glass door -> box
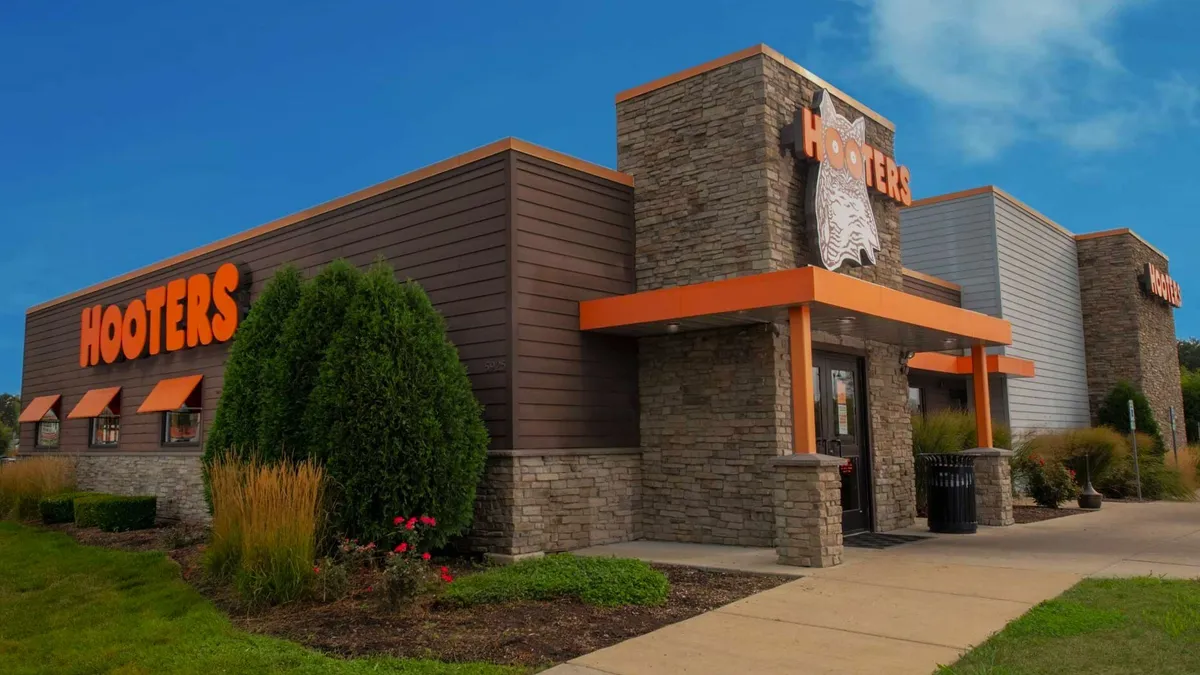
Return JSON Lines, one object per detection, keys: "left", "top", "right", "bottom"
{"left": 813, "top": 352, "right": 871, "bottom": 533}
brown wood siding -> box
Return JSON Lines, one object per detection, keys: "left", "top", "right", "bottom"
{"left": 902, "top": 276, "right": 962, "bottom": 307}
{"left": 511, "top": 153, "right": 638, "bottom": 449}
{"left": 20, "top": 153, "right": 514, "bottom": 453}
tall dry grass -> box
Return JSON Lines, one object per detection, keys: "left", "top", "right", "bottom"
{"left": 0, "top": 457, "right": 76, "bottom": 519}
{"left": 206, "top": 456, "right": 325, "bottom": 605}
{"left": 1166, "top": 445, "right": 1200, "bottom": 496}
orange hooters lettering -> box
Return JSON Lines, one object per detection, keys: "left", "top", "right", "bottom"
{"left": 793, "top": 104, "right": 911, "bottom": 205}
{"left": 1143, "top": 264, "right": 1182, "bottom": 308}
{"left": 78, "top": 262, "right": 245, "bottom": 368}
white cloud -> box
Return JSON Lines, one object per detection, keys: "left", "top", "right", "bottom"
{"left": 852, "top": 0, "right": 1200, "bottom": 159}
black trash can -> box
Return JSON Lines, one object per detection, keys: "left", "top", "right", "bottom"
{"left": 922, "top": 454, "right": 977, "bottom": 534}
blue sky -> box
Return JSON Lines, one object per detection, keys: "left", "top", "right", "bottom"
{"left": 2, "top": 0, "right": 1198, "bottom": 393}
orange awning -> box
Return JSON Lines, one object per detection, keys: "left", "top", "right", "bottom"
{"left": 138, "top": 375, "right": 203, "bottom": 413}
{"left": 909, "top": 352, "right": 1036, "bottom": 378}
{"left": 18, "top": 395, "right": 61, "bottom": 423}
{"left": 67, "top": 387, "right": 122, "bottom": 420}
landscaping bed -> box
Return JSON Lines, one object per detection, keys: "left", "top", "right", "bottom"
{"left": 1012, "top": 505, "right": 1091, "bottom": 524}
{"left": 57, "top": 525, "right": 788, "bottom": 670}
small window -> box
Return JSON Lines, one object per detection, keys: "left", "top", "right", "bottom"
{"left": 36, "top": 409, "right": 60, "bottom": 449}
{"left": 90, "top": 406, "right": 120, "bottom": 447}
{"left": 163, "top": 408, "right": 200, "bottom": 445}
{"left": 907, "top": 387, "right": 925, "bottom": 416}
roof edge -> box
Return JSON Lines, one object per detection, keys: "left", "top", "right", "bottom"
{"left": 902, "top": 268, "right": 962, "bottom": 292}
{"left": 615, "top": 44, "right": 895, "bottom": 131}
{"left": 27, "top": 138, "right": 632, "bottom": 315}
{"left": 1074, "top": 228, "right": 1169, "bottom": 262}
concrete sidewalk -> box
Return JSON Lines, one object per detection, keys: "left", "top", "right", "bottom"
{"left": 549, "top": 501, "right": 1200, "bottom": 675}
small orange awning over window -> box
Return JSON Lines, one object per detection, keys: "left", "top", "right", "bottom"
{"left": 18, "top": 395, "right": 61, "bottom": 423}
{"left": 138, "top": 375, "right": 203, "bottom": 414}
{"left": 67, "top": 387, "right": 122, "bottom": 420}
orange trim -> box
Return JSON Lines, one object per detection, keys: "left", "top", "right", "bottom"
{"left": 67, "top": 387, "right": 121, "bottom": 420}
{"left": 908, "top": 352, "right": 1035, "bottom": 378}
{"left": 27, "top": 139, "right": 632, "bottom": 315}
{"left": 789, "top": 306, "right": 817, "bottom": 454}
{"left": 579, "top": 267, "right": 1012, "bottom": 345}
{"left": 971, "top": 345, "right": 993, "bottom": 448}
{"left": 902, "top": 268, "right": 961, "bottom": 292}
{"left": 137, "top": 375, "right": 203, "bottom": 414}
{"left": 1075, "top": 228, "right": 1168, "bottom": 261}
{"left": 615, "top": 44, "right": 895, "bottom": 131}
{"left": 18, "top": 395, "right": 61, "bottom": 424}
{"left": 908, "top": 185, "right": 993, "bottom": 208}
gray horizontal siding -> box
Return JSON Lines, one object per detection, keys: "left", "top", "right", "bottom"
{"left": 993, "top": 194, "right": 1091, "bottom": 433}
{"left": 900, "top": 194, "right": 1001, "bottom": 318}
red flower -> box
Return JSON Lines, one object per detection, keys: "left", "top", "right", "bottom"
{"left": 419, "top": 515, "right": 437, "bottom": 527}
{"left": 393, "top": 516, "right": 404, "bottom": 526}
{"left": 440, "top": 566, "right": 449, "bottom": 573}
{"left": 440, "top": 572, "right": 454, "bottom": 583}
{"left": 395, "top": 542, "right": 408, "bottom": 553}
{"left": 366, "top": 542, "right": 376, "bottom": 550}
{"left": 406, "top": 518, "right": 417, "bottom": 531}
{"left": 367, "top": 586, "right": 373, "bottom": 592}
{"left": 422, "top": 552, "right": 431, "bottom": 561}
{"left": 313, "top": 566, "right": 320, "bottom": 574}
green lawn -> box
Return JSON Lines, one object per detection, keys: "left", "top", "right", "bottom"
{"left": 0, "top": 522, "right": 523, "bottom": 675}
{"left": 940, "top": 577, "right": 1200, "bottom": 675}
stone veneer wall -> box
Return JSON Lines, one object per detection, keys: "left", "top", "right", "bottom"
{"left": 74, "top": 454, "right": 208, "bottom": 522}
{"left": 638, "top": 324, "right": 786, "bottom": 546}
{"left": 617, "top": 51, "right": 915, "bottom": 537}
{"left": 467, "top": 449, "right": 641, "bottom": 556}
{"left": 1077, "top": 234, "right": 1183, "bottom": 436}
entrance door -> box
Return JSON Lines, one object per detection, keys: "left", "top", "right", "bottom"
{"left": 812, "top": 352, "right": 871, "bottom": 533}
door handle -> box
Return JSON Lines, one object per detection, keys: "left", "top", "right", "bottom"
{"left": 816, "top": 438, "right": 827, "bottom": 454}
{"left": 830, "top": 439, "right": 843, "bottom": 457}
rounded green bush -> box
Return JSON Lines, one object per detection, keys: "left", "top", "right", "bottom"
{"left": 305, "top": 262, "right": 489, "bottom": 547}
{"left": 38, "top": 492, "right": 97, "bottom": 525}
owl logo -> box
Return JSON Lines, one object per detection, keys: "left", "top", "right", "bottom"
{"left": 805, "top": 90, "right": 881, "bottom": 271}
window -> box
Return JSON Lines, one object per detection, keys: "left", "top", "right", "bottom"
{"left": 163, "top": 408, "right": 201, "bottom": 445}
{"left": 35, "top": 410, "right": 60, "bottom": 449}
{"left": 907, "top": 387, "right": 925, "bottom": 416}
{"left": 90, "top": 406, "right": 120, "bottom": 447}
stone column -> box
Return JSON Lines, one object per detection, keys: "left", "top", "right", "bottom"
{"left": 963, "top": 448, "right": 1014, "bottom": 526}
{"left": 770, "top": 454, "right": 844, "bottom": 567}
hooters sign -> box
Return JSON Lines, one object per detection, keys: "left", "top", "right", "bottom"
{"left": 787, "top": 90, "right": 912, "bottom": 270}
{"left": 1142, "top": 263, "right": 1182, "bottom": 308}
{"left": 80, "top": 262, "right": 245, "bottom": 367}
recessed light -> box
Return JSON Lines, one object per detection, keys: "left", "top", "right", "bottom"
{"left": 666, "top": 322, "right": 680, "bottom": 334}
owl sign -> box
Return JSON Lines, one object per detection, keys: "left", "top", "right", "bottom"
{"left": 788, "top": 90, "right": 912, "bottom": 271}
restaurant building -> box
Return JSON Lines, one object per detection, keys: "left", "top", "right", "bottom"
{"left": 17, "top": 45, "right": 1182, "bottom": 566}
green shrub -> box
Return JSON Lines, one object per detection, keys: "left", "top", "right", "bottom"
{"left": 912, "top": 410, "right": 1011, "bottom": 514}
{"left": 257, "top": 260, "right": 362, "bottom": 463}
{"left": 1097, "top": 381, "right": 1162, "bottom": 450}
{"left": 441, "top": 554, "right": 670, "bottom": 608}
{"left": 1014, "top": 453, "right": 1080, "bottom": 508}
{"left": 304, "top": 262, "right": 489, "bottom": 548}
{"left": 38, "top": 492, "right": 97, "bottom": 524}
{"left": 1182, "top": 368, "right": 1200, "bottom": 444}
{"left": 312, "top": 556, "right": 349, "bottom": 603}
{"left": 0, "top": 456, "right": 76, "bottom": 520}
{"left": 204, "top": 265, "right": 304, "bottom": 470}
{"left": 1095, "top": 433, "right": 1194, "bottom": 501}
{"left": 74, "top": 495, "right": 156, "bottom": 532}
{"left": 1021, "top": 427, "right": 1126, "bottom": 485}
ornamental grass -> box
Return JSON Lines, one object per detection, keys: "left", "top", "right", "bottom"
{"left": 0, "top": 456, "right": 75, "bottom": 520}
{"left": 205, "top": 456, "right": 325, "bottom": 605}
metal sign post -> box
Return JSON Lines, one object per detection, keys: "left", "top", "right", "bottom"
{"left": 1129, "top": 400, "right": 1142, "bottom": 501}
{"left": 1170, "top": 407, "right": 1180, "bottom": 466}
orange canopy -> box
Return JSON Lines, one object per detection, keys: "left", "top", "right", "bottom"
{"left": 138, "top": 375, "right": 203, "bottom": 413}
{"left": 67, "top": 387, "right": 122, "bottom": 420}
{"left": 18, "top": 395, "right": 61, "bottom": 423}
{"left": 909, "top": 353, "right": 1036, "bottom": 378}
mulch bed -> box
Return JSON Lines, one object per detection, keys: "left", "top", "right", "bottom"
{"left": 1012, "top": 505, "right": 1091, "bottom": 524}
{"left": 53, "top": 525, "right": 791, "bottom": 669}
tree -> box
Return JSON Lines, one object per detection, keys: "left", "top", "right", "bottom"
{"left": 1182, "top": 368, "right": 1200, "bottom": 443}
{"left": 0, "top": 421, "right": 11, "bottom": 454}
{"left": 304, "top": 262, "right": 489, "bottom": 548}
{"left": 0, "top": 393, "right": 18, "bottom": 430}
{"left": 204, "top": 265, "right": 304, "bottom": 466}
{"left": 257, "top": 260, "right": 362, "bottom": 462}
{"left": 1096, "top": 380, "right": 1162, "bottom": 451}
{"left": 1179, "top": 338, "right": 1200, "bottom": 372}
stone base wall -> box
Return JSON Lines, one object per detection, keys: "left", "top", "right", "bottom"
{"left": 964, "top": 448, "right": 1014, "bottom": 526}
{"left": 639, "top": 324, "right": 785, "bottom": 547}
{"left": 771, "top": 453, "right": 844, "bottom": 567}
{"left": 467, "top": 449, "right": 641, "bottom": 556}
{"left": 74, "top": 453, "right": 207, "bottom": 522}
